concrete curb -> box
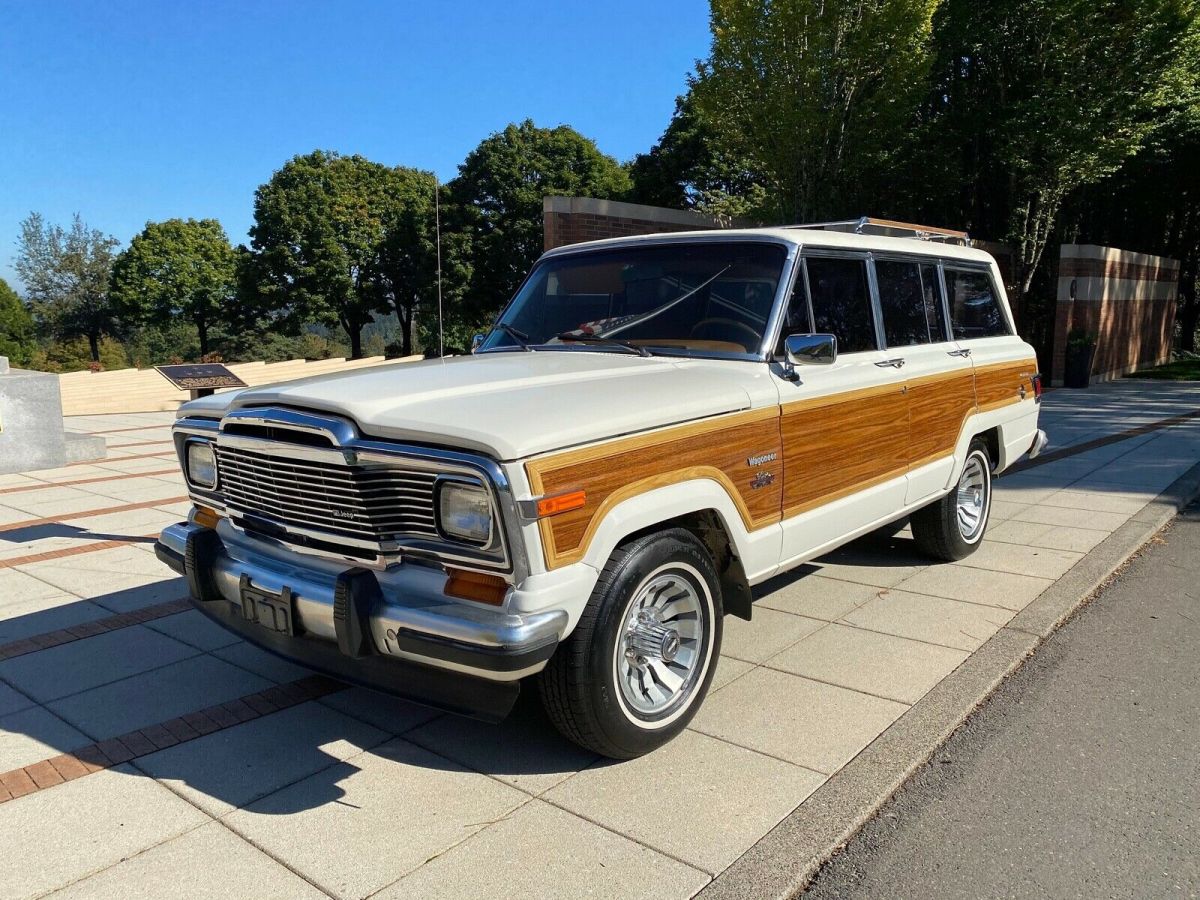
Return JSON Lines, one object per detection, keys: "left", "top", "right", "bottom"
{"left": 699, "top": 458, "right": 1200, "bottom": 900}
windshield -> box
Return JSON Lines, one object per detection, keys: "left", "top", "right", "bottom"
{"left": 479, "top": 241, "right": 789, "bottom": 358}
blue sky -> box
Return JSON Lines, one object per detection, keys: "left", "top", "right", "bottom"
{"left": 0, "top": 0, "right": 711, "bottom": 287}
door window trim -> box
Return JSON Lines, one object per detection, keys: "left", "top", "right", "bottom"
{"left": 790, "top": 249, "right": 880, "bottom": 356}
{"left": 869, "top": 254, "right": 956, "bottom": 350}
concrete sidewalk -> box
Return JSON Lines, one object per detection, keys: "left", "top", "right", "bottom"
{"left": 0, "top": 380, "right": 1198, "bottom": 899}
{"left": 803, "top": 500, "right": 1200, "bottom": 899}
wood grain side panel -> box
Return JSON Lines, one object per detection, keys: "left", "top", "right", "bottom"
{"left": 527, "top": 409, "right": 783, "bottom": 569}
{"left": 974, "top": 358, "right": 1037, "bottom": 413}
{"left": 907, "top": 369, "right": 978, "bottom": 465}
{"left": 780, "top": 385, "right": 909, "bottom": 516}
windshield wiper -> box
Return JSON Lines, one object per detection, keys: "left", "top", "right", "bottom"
{"left": 556, "top": 332, "right": 652, "bottom": 357}
{"left": 489, "top": 322, "right": 533, "bottom": 351}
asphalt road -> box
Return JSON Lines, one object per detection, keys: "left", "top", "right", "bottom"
{"left": 803, "top": 502, "right": 1200, "bottom": 900}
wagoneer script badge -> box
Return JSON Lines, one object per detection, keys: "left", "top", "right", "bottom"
{"left": 747, "top": 452, "right": 777, "bottom": 467}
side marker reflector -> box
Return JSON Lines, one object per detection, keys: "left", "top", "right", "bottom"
{"left": 536, "top": 490, "right": 587, "bottom": 518}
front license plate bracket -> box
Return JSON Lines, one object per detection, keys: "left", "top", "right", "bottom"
{"left": 238, "top": 574, "right": 296, "bottom": 636}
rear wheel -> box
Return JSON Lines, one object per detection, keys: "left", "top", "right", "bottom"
{"left": 539, "top": 528, "right": 722, "bottom": 759}
{"left": 911, "top": 439, "right": 992, "bottom": 561}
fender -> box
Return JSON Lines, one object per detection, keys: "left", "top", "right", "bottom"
{"left": 577, "top": 477, "right": 782, "bottom": 591}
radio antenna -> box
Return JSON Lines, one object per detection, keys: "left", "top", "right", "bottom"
{"left": 434, "top": 175, "right": 444, "bottom": 357}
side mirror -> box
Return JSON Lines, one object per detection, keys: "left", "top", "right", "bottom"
{"left": 471, "top": 334, "right": 485, "bottom": 353}
{"left": 784, "top": 333, "right": 837, "bottom": 366}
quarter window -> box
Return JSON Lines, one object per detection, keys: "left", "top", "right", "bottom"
{"left": 875, "top": 260, "right": 948, "bottom": 346}
{"left": 805, "top": 256, "right": 877, "bottom": 354}
{"left": 945, "top": 268, "right": 1011, "bottom": 339}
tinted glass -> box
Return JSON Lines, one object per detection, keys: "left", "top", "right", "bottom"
{"left": 945, "top": 268, "right": 1011, "bottom": 339}
{"left": 483, "top": 242, "right": 788, "bottom": 356}
{"left": 875, "top": 260, "right": 950, "bottom": 346}
{"left": 805, "top": 256, "right": 876, "bottom": 354}
{"left": 923, "top": 263, "right": 949, "bottom": 341}
{"left": 775, "top": 270, "right": 814, "bottom": 354}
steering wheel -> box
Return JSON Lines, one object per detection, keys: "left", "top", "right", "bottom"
{"left": 690, "top": 317, "right": 762, "bottom": 348}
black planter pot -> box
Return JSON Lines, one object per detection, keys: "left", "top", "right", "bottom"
{"left": 1064, "top": 343, "right": 1096, "bottom": 389}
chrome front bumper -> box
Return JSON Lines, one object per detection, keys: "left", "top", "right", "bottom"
{"left": 156, "top": 520, "right": 567, "bottom": 721}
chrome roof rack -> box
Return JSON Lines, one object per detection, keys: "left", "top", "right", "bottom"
{"left": 786, "top": 216, "right": 970, "bottom": 245}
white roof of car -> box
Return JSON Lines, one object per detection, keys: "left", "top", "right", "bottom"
{"left": 541, "top": 226, "right": 997, "bottom": 265}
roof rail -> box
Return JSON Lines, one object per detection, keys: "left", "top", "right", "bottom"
{"left": 787, "top": 216, "right": 970, "bottom": 245}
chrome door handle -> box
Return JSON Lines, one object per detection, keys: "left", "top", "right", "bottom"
{"left": 947, "top": 348, "right": 971, "bottom": 358}
{"left": 875, "top": 358, "right": 905, "bottom": 368}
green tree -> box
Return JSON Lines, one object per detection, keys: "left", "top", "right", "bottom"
{"left": 445, "top": 120, "right": 631, "bottom": 337}
{"left": 109, "top": 218, "right": 237, "bottom": 357}
{"left": 367, "top": 166, "right": 438, "bottom": 357}
{"left": 0, "top": 277, "right": 36, "bottom": 367}
{"left": 926, "top": 0, "right": 1200, "bottom": 305}
{"left": 15, "top": 213, "right": 120, "bottom": 362}
{"left": 249, "top": 150, "right": 394, "bottom": 359}
{"left": 627, "top": 92, "right": 767, "bottom": 221}
{"left": 691, "top": 0, "right": 942, "bottom": 223}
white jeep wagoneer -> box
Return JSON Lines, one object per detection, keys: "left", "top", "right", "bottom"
{"left": 156, "top": 220, "right": 1047, "bottom": 758}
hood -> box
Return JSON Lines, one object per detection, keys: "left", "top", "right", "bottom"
{"left": 184, "top": 352, "right": 772, "bottom": 460}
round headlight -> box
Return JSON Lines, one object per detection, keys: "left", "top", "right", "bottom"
{"left": 186, "top": 441, "right": 218, "bottom": 489}
{"left": 437, "top": 480, "right": 493, "bottom": 545}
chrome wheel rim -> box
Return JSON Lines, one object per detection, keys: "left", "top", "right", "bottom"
{"left": 616, "top": 570, "right": 707, "bottom": 719}
{"left": 956, "top": 454, "right": 989, "bottom": 542}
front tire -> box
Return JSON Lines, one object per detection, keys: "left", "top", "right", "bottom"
{"left": 911, "top": 439, "right": 992, "bottom": 561}
{"left": 538, "top": 528, "right": 722, "bottom": 759}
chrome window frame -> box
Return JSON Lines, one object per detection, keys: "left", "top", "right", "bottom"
{"left": 172, "top": 408, "right": 528, "bottom": 581}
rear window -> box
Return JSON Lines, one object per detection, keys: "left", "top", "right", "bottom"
{"left": 945, "top": 268, "right": 1011, "bottom": 339}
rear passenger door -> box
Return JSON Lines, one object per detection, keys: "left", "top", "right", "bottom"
{"left": 775, "top": 253, "right": 909, "bottom": 566}
{"left": 871, "top": 256, "right": 976, "bottom": 503}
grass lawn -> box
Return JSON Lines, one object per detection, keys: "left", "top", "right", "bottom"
{"left": 1126, "top": 357, "right": 1200, "bottom": 381}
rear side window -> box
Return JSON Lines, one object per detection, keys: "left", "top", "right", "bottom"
{"left": 805, "top": 256, "right": 877, "bottom": 354}
{"left": 875, "top": 259, "right": 948, "bottom": 346}
{"left": 945, "top": 268, "right": 1011, "bottom": 339}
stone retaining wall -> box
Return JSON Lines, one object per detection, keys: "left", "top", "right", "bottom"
{"left": 56, "top": 355, "right": 421, "bottom": 415}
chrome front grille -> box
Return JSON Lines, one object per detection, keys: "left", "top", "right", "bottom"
{"left": 214, "top": 444, "right": 440, "bottom": 546}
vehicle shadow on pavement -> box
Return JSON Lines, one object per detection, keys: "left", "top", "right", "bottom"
{"left": 0, "top": 522, "right": 158, "bottom": 545}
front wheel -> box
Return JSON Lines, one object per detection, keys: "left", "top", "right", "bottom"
{"left": 911, "top": 439, "right": 992, "bottom": 561}
{"left": 538, "top": 528, "right": 722, "bottom": 759}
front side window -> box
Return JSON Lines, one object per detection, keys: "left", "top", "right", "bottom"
{"left": 945, "top": 268, "right": 1011, "bottom": 339}
{"left": 480, "top": 242, "right": 788, "bottom": 357}
{"left": 876, "top": 259, "right": 949, "bottom": 347}
{"left": 805, "top": 256, "right": 877, "bottom": 354}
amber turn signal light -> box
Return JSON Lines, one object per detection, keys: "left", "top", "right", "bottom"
{"left": 193, "top": 505, "right": 222, "bottom": 530}
{"left": 536, "top": 490, "right": 587, "bottom": 518}
{"left": 444, "top": 568, "right": 509, "bottom": 606}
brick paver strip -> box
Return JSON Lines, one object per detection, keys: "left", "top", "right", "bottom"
{"left": 0, "top": 468, "right": 179, "bottom": 496}
{"left": 0, "top": 534, "right": 164, "bottom": 570}
{"left": 67, "top": 450, "right": 176, "bottom": 467}
{"left": 0, "top": 598, "right": 190, "bottom": 661}
{"left": 69, "top": 423, "right": 175, "bottom": 435}
{"left": 0, "top": 496, "right": 189, "bottom": 534}
{"left": 0, "top": 676, "right": 343, "bottom": 805}
{"left": 106, "top": 440, "right": 175, "bottom": 449}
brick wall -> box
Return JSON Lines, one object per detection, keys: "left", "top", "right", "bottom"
{"left": 543, "top": 196, "right": 747, "bottom": 250}
{"left": 1051, "top": 244, "right": 1179, "bottom": 385}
